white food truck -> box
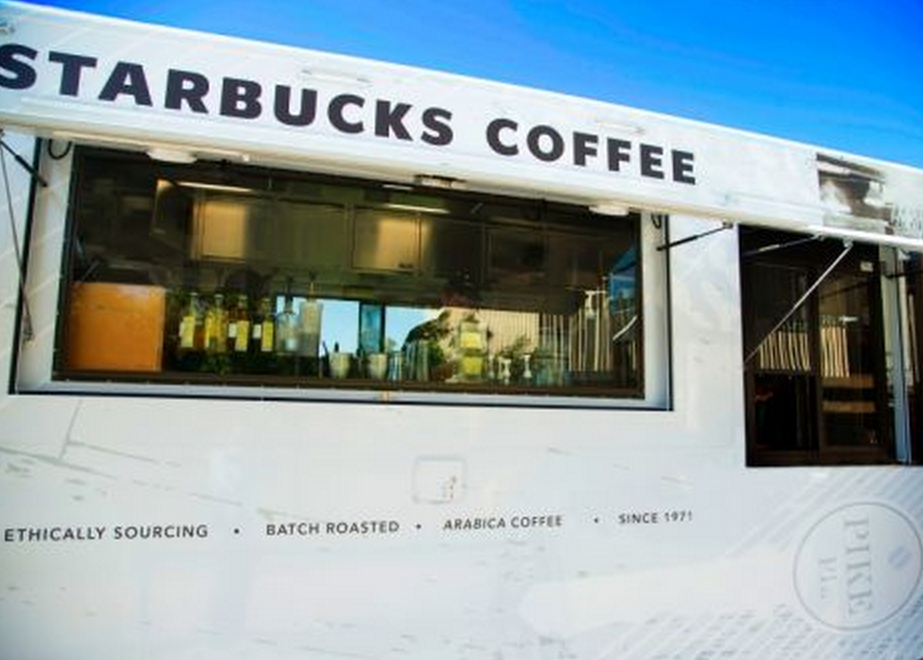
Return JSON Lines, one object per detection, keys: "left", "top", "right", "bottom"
{"left": 1, "top": 3, "right": 922, "bottom": 658}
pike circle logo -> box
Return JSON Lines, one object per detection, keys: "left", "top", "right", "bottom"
{"left": 794, "top": 503, "right": 922, "bottom": 630}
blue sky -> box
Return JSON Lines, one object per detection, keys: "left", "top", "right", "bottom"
{"left": 25, "top": 0, "right": 923, "bottom": 169}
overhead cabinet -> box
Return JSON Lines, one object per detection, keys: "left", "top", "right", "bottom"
{"left": 352, "top": 207, "right": 420, "bottom": 273}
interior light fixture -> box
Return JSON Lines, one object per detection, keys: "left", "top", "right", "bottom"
{"left": 175, "top": 181, "right": 256, "bottom": 194}
{"left": 384, "top": 203, "right": 449, "bottom": 215}
{"left": 589, "top": 202, "right": 631, "bottom": 216}
{"left": 147, "top": 147, "right": 197, "bottom": 164}
{"left": 413, "top": 174, "right": 467, "bottom": 190}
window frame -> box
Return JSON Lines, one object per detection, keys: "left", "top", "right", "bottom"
{"left": 904, "top": 254, "right": 923, "bottom": 462}
{"left": 16, "top": 145, "right": 671, "bottom": 410}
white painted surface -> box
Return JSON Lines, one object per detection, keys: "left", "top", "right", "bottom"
{"left": 0, "top": 5, "right": 922, "bottom": 658}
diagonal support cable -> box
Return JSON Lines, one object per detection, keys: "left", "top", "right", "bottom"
{"left": 1, "top": 137, "right": 35, "bottom": 340}
{"left": 744, "top": 240, "right": 853, "bottom": 365}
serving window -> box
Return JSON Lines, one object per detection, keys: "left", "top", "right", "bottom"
{"left": 741, "top": 227, "right": 897, "bottom": 465}
{"left": 54, "top": 147, "right": 648, "bottom": 404}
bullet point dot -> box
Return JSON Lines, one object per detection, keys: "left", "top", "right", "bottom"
{"left": 233, "top": 528, "right": 240, "bottom": 535}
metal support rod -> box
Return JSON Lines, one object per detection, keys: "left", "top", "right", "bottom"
{"left": 744, "top": 240, "right": 853, "bottom": 364}
{"left": 0, "top": 144, "right": 34, "bottom": 340}
{"left": 742, "top": 234, "right": 819, "bottom": 258}
{"left": 0, "top": 132, "right": 48, "bottom": 188}
{"left": 656, "top": 222, "right": 732, "bottom": 252}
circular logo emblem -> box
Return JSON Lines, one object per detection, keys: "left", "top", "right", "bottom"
{"left": 794, "top": 503, "right": 922, "bottom": 631}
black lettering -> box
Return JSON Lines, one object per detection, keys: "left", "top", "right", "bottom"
{"left": 328, "top": 93, "right": 365, "bottom": 134}
{"left": 527, "top": 125, "right": 564, "bottom": 162}
{"left": 573, "top": 131, "right": 598, "bottom": 166}
{"left": 98, "top": 62, "right": 152, "bottom": 106}
{"left": 672, "top": 150, "right": 696, "bottom": 184}
{"left": 48, "top": 51, "right": 97, "bottom": 96}
{"left": 273, "top": 85, "right": 317, "bottom": 126}
{"left": 486, "top": 118, "right": 518, "bottom": 156}
{"left": 220, "top": 77, "right": 262, "bottom": 119}
{"left": 640, "top": 143, "right": 665, "bottom": 179}
{"left": 607, "top": 138, "right": 632, "bottom": 172}
{"left": 0, "top": 44, "right": 37, "bottom": 90}
{"left": 165, "top": 69, "right": 209, "bottom": 113}
{"left": 375, "top": 99, "right": 412, "bottom": 140}
{"left": 421, "top": 107, "right": 453, "bottom": 146}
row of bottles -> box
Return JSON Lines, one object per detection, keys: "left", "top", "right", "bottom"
{"left": 178, "top": 292, "right": 277, "bottom": 355}
{"left": 169, "top": 285, "right": 335, "bottom": 377}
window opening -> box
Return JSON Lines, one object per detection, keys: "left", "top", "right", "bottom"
{"left": 741, "top": 227, "right": 894, "bottom": 465}
{"left": 51, "top": 147, "right": 648, "bottom": 403}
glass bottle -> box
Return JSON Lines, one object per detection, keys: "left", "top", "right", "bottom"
{"left": 178, "top": 291, "right": 203, "bottom": 351}
{"left": 457, "top": 316, "right": 486, "bottom": 382}
{"left": 204, "top": 293, "right": 228, "bottom": 354}
{"left": 229, "top": 294, "right": 250, "bottom": 353}
{"left": 275, "top": 295, "right": 299, "bottom": 354}
{"left": 251, "top": 296, "right": 275, "bottom": 354}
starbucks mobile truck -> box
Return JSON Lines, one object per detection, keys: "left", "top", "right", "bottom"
{"left": 1, "top": 2, "right": 923, "bottom": 658}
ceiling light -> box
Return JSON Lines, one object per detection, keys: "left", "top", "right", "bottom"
{"left": 147, "top": 147, "right": 197, "bottom": 164}
{"left": 413, "top": 174, "right": 466, "bottom": 190}
{"left": 590, "top": 203, "right": 631, "bottom": 216}
{"left": 384, "top": 203, "right": 449, "bottom": 214}
{"left": 175, "top": 181, "right": 255, "bottom": 194}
